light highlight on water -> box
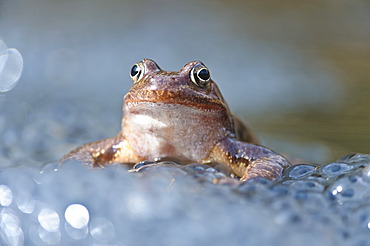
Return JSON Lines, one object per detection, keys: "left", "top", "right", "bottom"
{"left": 0, "top": 39, "right": 23, "bottom": 93}
{"left": 0, "top": 185, "right": 13, "bottom": 206}
{"left": 64, "top": 203, "right": 89, "bottom": 229}
{"left": 38, "top": 208, "right": 60, "bottom": 232}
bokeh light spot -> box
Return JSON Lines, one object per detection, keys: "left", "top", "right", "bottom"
{"left": 0, "top": 185, "right": 13, "bottom": 206}
{"left": 64, "top": 204, "right": 89, "bottom": 229}
{"left": 38, "top": 208, "right": 60, "bottom": 232}
{"left": 0, "top": 40, "right": 23, "bottom": 93}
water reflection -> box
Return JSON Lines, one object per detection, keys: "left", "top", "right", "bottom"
{"left": 331, "top": 185, "right": 343, "bottom": 196}
{"left": 64, "top": 203, "right": 89, "bottom": 229}
{"left": 65, "top": 222, "right": 89, "bottom": 240}
{"left": 37, "top": 227, "right": 61, "bottom": 245}
{"left": 89, "top": 217, "right": 115, "bottom": 243}
{"left": 38, "top": 208, "right": 60, "bottom": 232}
{"left": 0, "top": 208, "right": 24, "bottom": 246}
{"left": 0, "top": 185, "right": 13, "bottom": 206}
{"left": 126, "top": 193, "right": 151, "bottom": 219}
{"left": 0, "top": 39, "right": 23, "bottom": 93}
{"left": 16, "top": 196, "right": 35, "bottom": 214}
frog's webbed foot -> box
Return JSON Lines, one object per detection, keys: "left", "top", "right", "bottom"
{"left": 208, "top": 138, "right": 291, "bottom": 181}
{"left": 60, "top": 134, "right": 138, "bottom": 167}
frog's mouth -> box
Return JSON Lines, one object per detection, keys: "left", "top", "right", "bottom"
{"left": 125, "top": 100, "right": 227, "bottom": 111}
{"left": 124, "top": 89, "right": 228, "bottom": 111}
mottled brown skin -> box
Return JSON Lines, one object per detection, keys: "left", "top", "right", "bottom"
{"left": 62, "top": 59, "right": 290, "bottom": 181}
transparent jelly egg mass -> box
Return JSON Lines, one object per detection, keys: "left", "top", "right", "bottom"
{"left": 0, "top": 39, "right": 23, "bottom": 93}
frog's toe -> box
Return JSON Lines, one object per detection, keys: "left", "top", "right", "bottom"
{"left": 240, "top": 155, "right": 289, "bottom": 181}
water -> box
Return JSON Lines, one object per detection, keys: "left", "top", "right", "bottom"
{"left": 0, "top": 154, "right": 370, "bottom": 246}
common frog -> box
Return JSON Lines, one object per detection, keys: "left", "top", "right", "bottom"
{"left": 62, "top": 59, "right": 290, "bottom": 181}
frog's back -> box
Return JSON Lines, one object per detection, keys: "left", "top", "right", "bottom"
{"left": 232, "top": 115, "right": 259, "bottom": 144}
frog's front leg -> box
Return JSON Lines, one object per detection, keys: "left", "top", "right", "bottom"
{"left": 61, "top": 133, "right": 140, "bottom": 167}
{"left": 208, "top": 138, "right": 291, "bottom": 181}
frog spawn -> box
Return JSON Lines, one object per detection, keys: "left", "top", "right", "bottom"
{"left": 0, "top": 39, "right": 23, "bottom": 93}
{"left": 1, "top": 154, "right": 370, "bottom": 245}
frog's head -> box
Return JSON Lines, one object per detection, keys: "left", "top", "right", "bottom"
{"left": 124, "top": 59, "right": 230, "bottom": 112}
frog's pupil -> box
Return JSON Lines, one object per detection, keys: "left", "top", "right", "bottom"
{"left": 131, "top": 65, "right": 140, "bottom": 77}
{"left": 198, "top": 68, "right": 210, "bottom": 81}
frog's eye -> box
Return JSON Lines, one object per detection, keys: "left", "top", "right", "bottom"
{"left": 130, "top": 62, "right": 145, "bottom": 83}
{"left": 190, "top": 65, "right": 211, "bottom": 87}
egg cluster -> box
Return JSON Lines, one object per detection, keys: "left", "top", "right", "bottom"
{"left": 0, "top": 154, "right": 369, "bottom": 246}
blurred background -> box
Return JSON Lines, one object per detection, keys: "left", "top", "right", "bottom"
{"left": 0, "top": 0, "right": 369, "bottom": 165}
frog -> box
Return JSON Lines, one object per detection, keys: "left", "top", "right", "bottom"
{"left": 61, "top": 59, "right": 290, "bottom": 181}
